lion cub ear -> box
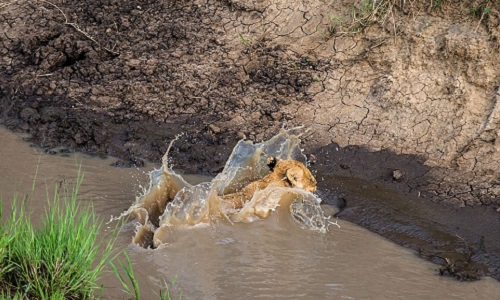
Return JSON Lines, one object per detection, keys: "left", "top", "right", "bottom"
{"left": 266, "top": 157, "right": 278, "bottom": 171}
{"left": 286, "top": 166, "right": 304, "bottom": 188}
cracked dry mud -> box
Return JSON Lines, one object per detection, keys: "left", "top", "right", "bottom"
{"left": 1, "top": 0, "right": 500, "bottom": 279}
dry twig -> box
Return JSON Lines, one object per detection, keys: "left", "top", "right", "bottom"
{"left": 41, "top": 0, "right": 119, "bottom": 55}
{"left": 474, "top": 0, "right": 491, "bottom": 32}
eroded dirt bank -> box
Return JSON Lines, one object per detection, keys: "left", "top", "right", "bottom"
{"left": 1, "top": 0, "right": 500, "bottom": 278}
{"left": 1, "top": 0, "right": 499, "bottom": 208}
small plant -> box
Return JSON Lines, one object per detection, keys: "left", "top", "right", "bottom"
{"left": 350, "top": 0, "right": 391, "bottom": 33}
{"left": 319, "top": 15, "right": 344, "bottom": 38}
{"left": 158, "top": 277, "right": 180, "bottom": 300}
{"left": 470, "top": 0, "right": 490, "bottom": 16}
{"left": 319, "top": 0, "right": 396, "bottom": 38}
{"left": 110, "top": 252, "right": 141, "bottom": 300}
{"left": 239, "top": 34, "right": 253, "bottom": 47}
{"left": 351, "top": 0, "right": 371, "bottom": 31}
{"left": 470, "top": 0, "right": 491, "bottom": 31}
{"left": 433, "top": 0, "right": 443, "bottom": 8}
{"left": 111, "top": 252, "right": 181, "bottom": 300}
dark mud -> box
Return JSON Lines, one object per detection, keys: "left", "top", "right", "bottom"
{"left": 1, "top": 0, "right": 500, "bottom": 281}
{"left": 0, "top": 0, "right": 322, "bottom": 170}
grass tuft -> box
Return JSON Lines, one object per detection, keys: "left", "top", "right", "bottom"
{"left": 0, "top": 167, "right": 178, "bottom": 299}
{"left": 158, "top": 276, "right": 181, "bottom": 300}
{"left": 318, "top": 0, "right": 499, "bottom": 39}
{"left": 110, "top": 252, "right": 141, "bottom": 300}
{"left": 0, "top": 171, "right": 115, "bottom": 299}
{"left": 111, "top": 251, "right": 181, "bottom": 300}
{"left": 317, "top": 0, "right": 402, "bottom": 39}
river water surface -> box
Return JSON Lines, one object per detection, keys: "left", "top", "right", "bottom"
{"left": 1, "top": 127, "right": 499, "bottom": 299}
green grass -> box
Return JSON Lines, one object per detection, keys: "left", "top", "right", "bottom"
{"left": 111, "top": 252, "right": 181, "bottom": 300}
{"left": 0, "top": 172, "right": 115, "bottom": 299}
{"left": 470, "top": 0, "right": 491, "bottom": 15}
{"left": 0, "top": 292, "right": 23, "bottom": 300}
{"left": 110, "top": 252, "right": 141, "bottom": 300}
{"left": 433, "top": 0, "right": 443, "bottom": 8}
{"left": 239, "top": 34, "right": 253, "bottom": 47}
{"left": 318, "top": 0, "right": 497, "bottom": 38}
{"left": 318, "top": 0, "right": 394, "bottom": 36}
{"left": 0, "top": 168, "right": 181, "bottom": 299}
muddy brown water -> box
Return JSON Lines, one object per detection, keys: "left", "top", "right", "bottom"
{"left": 1, "top": 126, "right": 500, "bottom": 299}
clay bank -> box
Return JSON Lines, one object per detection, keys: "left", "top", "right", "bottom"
{"left": 1, "top": 0, "right": 500, "bottom": 280}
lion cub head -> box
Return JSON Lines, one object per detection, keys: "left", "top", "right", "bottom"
{"left": 266, "top": 157, "right": 317, "bottom": 193}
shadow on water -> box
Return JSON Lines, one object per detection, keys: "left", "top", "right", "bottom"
{"left": 312, "top": 142, "right": 500, "bottom": 281}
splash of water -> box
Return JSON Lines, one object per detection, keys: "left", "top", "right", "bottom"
{"left": 126, "top": 129, "right": 333, "bottom": 248}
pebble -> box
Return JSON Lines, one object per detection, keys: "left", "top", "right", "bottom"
{"left": 392, "top": 169, "right": 405, "bottom": 182}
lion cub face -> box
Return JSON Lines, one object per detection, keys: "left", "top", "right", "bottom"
{"left": 266, "top": 157, "right": 317, "bottom": 193}
{"left": 221, "top": 157, "right": 317, "bottom": 209}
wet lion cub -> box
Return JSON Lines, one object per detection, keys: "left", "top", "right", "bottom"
{"left": 221, "top": 157, "right": 317, "bottom": 208}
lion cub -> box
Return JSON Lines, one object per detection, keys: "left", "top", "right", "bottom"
{"left": 221, "top": 157, "right": 317, "bottom": 208}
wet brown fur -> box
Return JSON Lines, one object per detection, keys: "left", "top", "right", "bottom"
{"left": 221, "top": 157, "right": 317, "bottom": 208}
